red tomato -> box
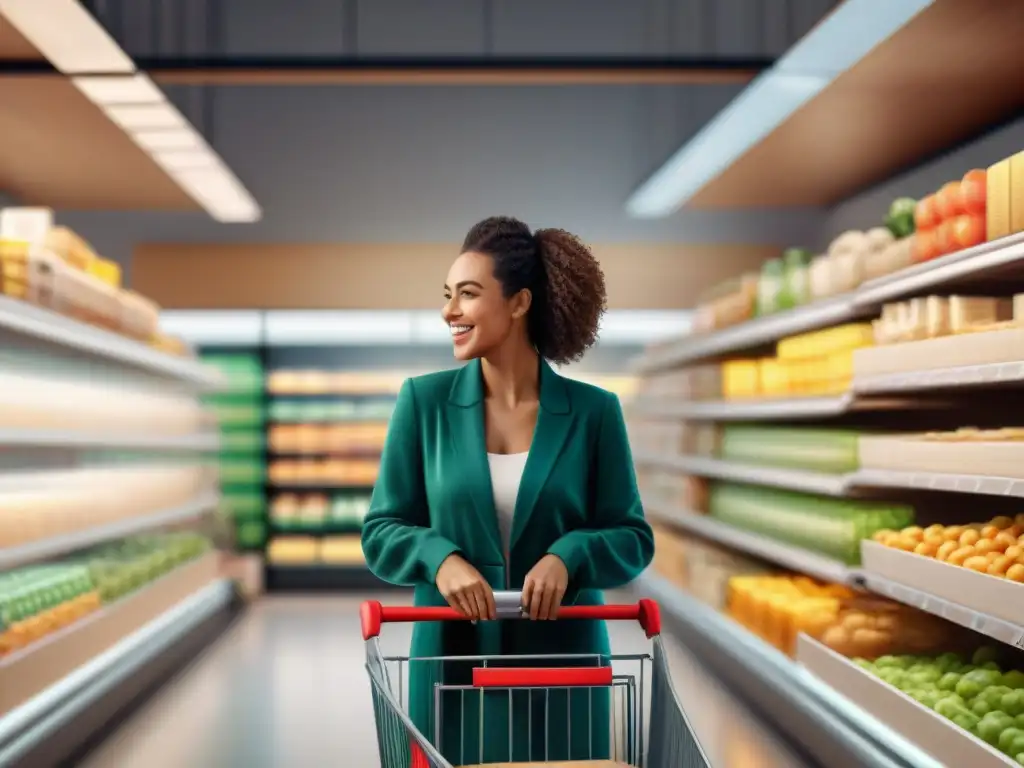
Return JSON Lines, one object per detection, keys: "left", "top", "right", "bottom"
{"left": 961, "top": 169, "right": 987, "bottom": 215}
{"left": 912, "top": 229, "right": 939, "bottom": 262}
{"left": 935, "top": 220, "right": 957, "bottom": 255}
{"left": 914, "top": 195, "right": 940, "bottom": 230}
{"left": 952, "top": 214, "right": 986, "bottom": 249}
{"left": 935, "top": 182, "right": 965, "bottom": 220}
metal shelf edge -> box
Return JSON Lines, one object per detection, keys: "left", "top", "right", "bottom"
{"left": 0, "top": 492, "right": 220, "bottom": 571}
{"left": 852, "top": 468, "right": 1024, "bottom": 498}
{"left": 0, "top": 295, "right": 223, "bottom": 389}
{"left": 646, "top": 503, "right": 856, "bottom": 585}
{"left": 636, "top": 453, "right": 852, "bottom": 496}
{"left": 0, "top": 430, "right": 220, "bottom": 451}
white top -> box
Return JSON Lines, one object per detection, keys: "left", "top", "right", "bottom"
{"left": 487, "top": 452, "right": 528, "bottom": 573}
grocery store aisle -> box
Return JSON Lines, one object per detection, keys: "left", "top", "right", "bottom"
{"left": 80, "top": 593, "right": 813, "bottom": 767}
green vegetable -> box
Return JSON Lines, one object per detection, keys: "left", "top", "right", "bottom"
{"left": 978, "top": 712, "right": 1016, "bottom": 746}
{"left": 885, "top": 197, "right": 917, "bottom": 238}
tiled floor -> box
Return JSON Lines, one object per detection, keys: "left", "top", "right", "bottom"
{"left": 80, "top": 593, "right": 812, "bottom": 767}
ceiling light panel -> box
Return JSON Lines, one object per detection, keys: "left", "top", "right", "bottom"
{"left": 0, "top": 0, "right": 135, "bottom": 74}
{"left": 172, "top": 165, "right": 262, "bottom": 224}
{"left": 73, "top": 74, "right": 164, "bottom": 105}
{"left": 130, "top": 129, "right": 205, "bottom": 152}
{"left": 104, "top": 102, "right": 187, "bottom": 132}
{"left": 152, "top": 149, "right": 218, "bottom": 173}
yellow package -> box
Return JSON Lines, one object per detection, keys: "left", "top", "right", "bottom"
{"left": 777, "top": 323, "right": 874, "bottom": 361}
{"left": 722, "top": 360, "right": 760, "bottom": 399}
{"left": 87, "top": 257, "right": 122, "bottom": 288}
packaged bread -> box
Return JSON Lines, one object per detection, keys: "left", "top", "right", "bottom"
{"left": 44, "top": 226, "right": 96, "bottom": 270}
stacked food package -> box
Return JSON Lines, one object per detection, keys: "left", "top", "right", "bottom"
{"left": 0, "top": 207, "right": 188, "bottom": 354}
{"left": 201, "top": 354, "right": 267, "bottom": 551}
{"left": 269, "top": 492, "right": 370, "bottom": 532}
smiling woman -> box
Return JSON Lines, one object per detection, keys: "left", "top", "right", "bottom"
{"left": 362, "top": 215, "right": 653, "bottom": 763}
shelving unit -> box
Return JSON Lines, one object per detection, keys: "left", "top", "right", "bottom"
{"left": 630, "top": 193, "right": 1024, "bottom": 764}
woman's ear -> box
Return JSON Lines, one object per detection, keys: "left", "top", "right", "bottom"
{"left": 510, "top": 288, "right": 532, "bottom": 320}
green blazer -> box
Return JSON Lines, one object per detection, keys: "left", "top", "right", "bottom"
{"left": 362, "top": 358, "right": 654, "bottom": 765}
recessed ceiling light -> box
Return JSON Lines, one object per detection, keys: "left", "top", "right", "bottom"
{"left": 0, "top": 0, "right": 135, "bottom": 74}
{"left": 153, "top": 149, "right": 218, "bottom": 172}
{"left": 73, "top": 74, "right": 164, "bottom": 105}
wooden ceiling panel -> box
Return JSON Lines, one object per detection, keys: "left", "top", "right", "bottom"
{"left": 0, "top": 18, "right": 44, "bottom": 60}
{"left": 0, "top": 76, "right": 199, "bottom": 210}
{"left": 689, "top": 0, "right": 1024, "bottom": 208}
{"left": 133, "top": 242, "right": 778, "bottom": 311}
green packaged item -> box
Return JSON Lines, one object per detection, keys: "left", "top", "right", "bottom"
{"left": 756, "top": 258, "right": 785, "bottom": 316}
{"left": 719, "top": 426, "right": 862, "bottom": 474}
{"left": 781, "top": 248, "right": 814, "bottom": 308}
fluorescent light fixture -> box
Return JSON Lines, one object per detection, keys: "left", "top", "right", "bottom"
{"left": 0, "top": 0, "right": 135, "bottom": 74}
{"left": 265, "top": 311, "right": 415, "bottom": 346}
{"left": 159, "top": 311, "right": 263, "bottom": 346}
{"left": 73, "top": 74, "right": 164, "bottom": 105}
{"left": 104, "top": 102, "right": 187, "bottom": 132}
{"left": 171, "top": 164, "right": 262, "bottom": 224}
{"left": 152, "top": 149, "right": 218, "bottom": 173}
{"left": 130, "top": 129, "right": 205, "bottom": 152}
{"left": 626, "top": 0, "right": 934, "bottom": 218}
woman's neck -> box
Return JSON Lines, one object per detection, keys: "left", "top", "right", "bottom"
{"left": 481, "top": 338, "right": 540, "bottom": 408}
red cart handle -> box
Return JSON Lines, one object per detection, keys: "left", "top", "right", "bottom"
{"left": 360, "top": 595, "right": 661, "bottom": 640}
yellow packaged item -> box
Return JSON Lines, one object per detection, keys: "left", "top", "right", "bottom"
{"left": 776, "top": 323, "right": 874, "bottom": 361}
{"left": 721, "top": 360, "right": 760, "bottom": 399}
{"left": 758, "top": 358, "right": 789, "bottom": 398}
{"left": 87, "top": 257, "right": 121, "bottom": 288}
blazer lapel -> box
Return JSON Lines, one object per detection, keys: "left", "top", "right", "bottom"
{"left": 510, "top": 360, "right": 572, "bottom": 551}
{"left": 446, "top": 360, "right": 504, "bottom": 561}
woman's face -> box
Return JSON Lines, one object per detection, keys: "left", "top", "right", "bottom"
{"left": 442, "top": 251, "right": 528, "bottom": 361}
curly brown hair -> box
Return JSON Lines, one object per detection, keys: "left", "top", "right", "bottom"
{"left": 461, "top": 216, "right": 607, "bottom": 365}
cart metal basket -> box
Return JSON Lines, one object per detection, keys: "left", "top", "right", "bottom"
{"left": 360, "top": 591, "right": 710, "bottom": 767}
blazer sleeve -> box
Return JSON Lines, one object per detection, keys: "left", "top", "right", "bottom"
{"left": 361, "top": 379, "right": 462, "bottom": 587}
{"left": 546, "top": 392, "right": 654, "bottom": 590}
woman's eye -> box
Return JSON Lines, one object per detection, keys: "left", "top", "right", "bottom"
{"left": 460, "top": 291, "right": 475, "bottom": 298}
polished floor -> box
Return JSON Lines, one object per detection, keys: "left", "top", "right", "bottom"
{"left": 80, "top": 593, "right": 812, "bottom": 767}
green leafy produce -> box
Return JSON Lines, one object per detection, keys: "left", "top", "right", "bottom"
{"left": 885, "top": 197, "right": 917, "bottom": 239}
{"left": 718, "top": 426, "right": 862, "bottom": 474}
{"left": 856, "top": 648, "right": 1024, "bottom": 756}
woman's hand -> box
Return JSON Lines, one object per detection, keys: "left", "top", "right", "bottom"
{"left": 522, "top": 554, "right": 569, "bottom": 620}
{"left": 435, "top": 554, "right": 496, "bottom": 620}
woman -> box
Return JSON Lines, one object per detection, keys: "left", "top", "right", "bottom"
{"left": 362, "top": 216, "right": 654, "bottom": 765}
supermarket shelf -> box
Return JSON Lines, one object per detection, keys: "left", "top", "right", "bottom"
{"left": 855, "top": 360, "right": 1024, "bottom": 395}
{"left": 632, "top": 234, "right": 1024, "bottom": 374}
{"left": 858, "top": 571, "right": 1024, "bottom": 651}
{"left": 0, "top": 573, "right": 235, "bottom": 767}
{"left": 0, "top": 294, "right": 223, "bottom": 389}
{"left": 264, "top": 564, "right": 399, "bottom": 592}
{"left": 631, "top": 394, "right": 855, "bottom": 422}
{"left": 268, "top": 482, "right": 376, "bottom": 492}
{"left": 636, "top": 452, "right": 852, "bottom": 496}
{"left": 798, "top": 636, "right": 1000, "bottom": 768}
{"left": 646, "top": 503, "right": 856, "bottom": 585}
{"left": 861, "top": 541, "right": 1024, "bottom": 649}
{"left": 0, "top": 492, "right": 219, "bottom": 571}
{"left": 635, "top": 572, "right": 924, "bottom": 768}
{"left": 853, "top": 468, "right": 1024, "bottom": 498}
{"left": 633, "top": 294, "right": 861, "bottom": 374}
{"left": 0, "top": 430, "right": 220, "bottom": 451}
{"left": 855, "top": 231, "right": 1024, "bottom": 308}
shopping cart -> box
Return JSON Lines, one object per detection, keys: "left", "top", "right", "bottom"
{"left": 360, "top": 591, "right": 710, "bottom": 767}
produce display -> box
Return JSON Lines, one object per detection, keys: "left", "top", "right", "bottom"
{"left": 202, "top": 354, "right": 267, "bottom": 551}
{"left": 268, "top": 458, "right": 379, "bottom": 487}
{"left": 0, "top": 207, "right": 189, "bottom": 353}
{"left": 722, "top": 323, "right": 874, "bottom": 399}
{"left": 0, "top": 532, "right": 211, "bottom": 657}
{"left": 709, "top": 482, "right": 915, "bottom": 565}
{"left": 913, "top": 169, "right": 988, "bottom": 262}
{"left": 267, "top": 534, "right": 364, "bottom": 565}
{"left": 872, "top": 516, "right": 1024, "bottom": 583}
{"left": 268, "top": 422, "right": 388, "bottom": 455}
{"left": 728, "top": 576, "right": 958, "bottom": 659}
{"left": 719, "top": 425, "right": 862, "bottom": 474}
{"left": 856, "top": 648, "right": 1024, "bottom": 762}
{"left": 270, "top": 492, "right": 370, "bottom": 531}
{"left": 0, "top": 564, "right": 100, "bottom": 657}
